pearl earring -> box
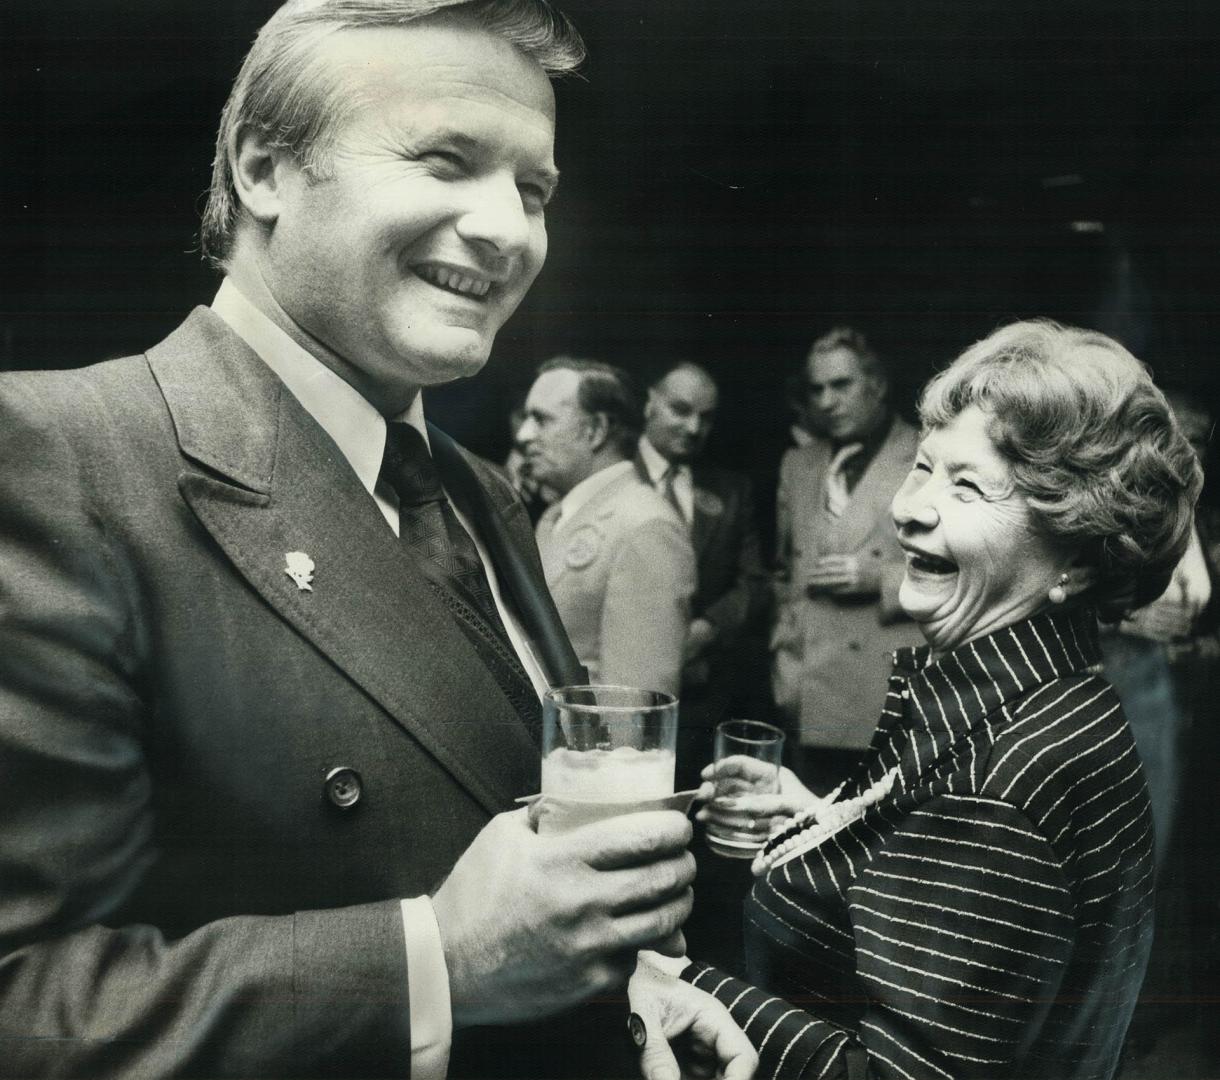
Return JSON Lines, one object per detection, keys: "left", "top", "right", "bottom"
{"left": 1048, "top": 572, "right": 1070, "bottom": 605}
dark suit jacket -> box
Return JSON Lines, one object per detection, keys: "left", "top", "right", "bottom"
{"left": 632, "top": 456, "right": 767, "bottom": 647}
{"left": 0, "top": 310, "right": 608, "bottom": 1078}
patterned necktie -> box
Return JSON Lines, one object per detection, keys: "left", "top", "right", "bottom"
{"left": 824, "top": 441, "right": 864, "bottom": 518}
{"left": 380, "top": 422, "right": 509, "bottom": 640}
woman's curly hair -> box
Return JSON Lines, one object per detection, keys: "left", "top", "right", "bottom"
{"left": 919, "top": 320, "right": 1203, "bottom": 620}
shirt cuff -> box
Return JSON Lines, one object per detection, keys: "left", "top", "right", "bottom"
{"left": 401, "top": 896, "right": 453, "bottom": 1080}
{"left": 638, "top": 949, "right": 692, "bottom": 978}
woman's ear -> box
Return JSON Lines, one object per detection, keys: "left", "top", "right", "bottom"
{"left": 1063, "top": 558, "right": 1098, "bottom": 599}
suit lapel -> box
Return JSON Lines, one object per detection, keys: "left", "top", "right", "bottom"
{"left": 429, "top": 425, "right": 586, "bottom": 687}
{"left": 832, "top": 422, "right": 911, "bottom": 551}
{"left": 689, "top": 467, "right": 718, "bottom": 562}
{"left": 147, "top": 309, "right": 538, "bottom": 814}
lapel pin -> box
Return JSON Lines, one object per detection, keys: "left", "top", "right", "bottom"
{"left": 284, "top": 551, "right": 315, "bottom": 592}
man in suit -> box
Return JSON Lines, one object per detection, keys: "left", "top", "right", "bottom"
{"left": 771, "top": 327, "right": 922, "bottom": 792}
{"left": 518, "top": 358, "right": 696, "bottom": 698}
{"left": 632, "top": 362, "right": 768, "bottom": 974}
{"left": 634, "top": 362, "right": 768, "bottom": 787}
{"left": 0, "top": 3, "right": 699, "bottom": 1077}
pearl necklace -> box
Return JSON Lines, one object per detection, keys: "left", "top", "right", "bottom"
{"left": 752, "top": 765, "right": 900, "bottom": 874}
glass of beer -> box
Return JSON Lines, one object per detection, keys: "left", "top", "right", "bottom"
{"left": 539, "top": 685, "right": 678, "bottom": 833}
{"left": 705, "top": 719, "right": 786, "bottom": 858}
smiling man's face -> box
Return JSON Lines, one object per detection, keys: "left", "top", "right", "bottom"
{"left": 260, "top": 16, "right": 558, "bottom": 413}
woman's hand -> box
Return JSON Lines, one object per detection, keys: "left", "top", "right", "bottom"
{"left": 629, "top": 952, "right": 758, "bottom": 1080}
{"left": 695, "top": 757, "right": 822, "bottom": 838}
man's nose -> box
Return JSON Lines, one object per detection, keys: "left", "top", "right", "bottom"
{"left": 456, "top": 173, "right": 532, "bottom": 257}
{"left": 516, "top": 416, "right": 539, "bottom": 443}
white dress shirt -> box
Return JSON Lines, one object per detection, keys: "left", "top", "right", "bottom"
{"left": 636, "top": 436, "right": 693, "bottom": 524}
{"left": 212, "top": 277, "right": 544, "bottom": 1079}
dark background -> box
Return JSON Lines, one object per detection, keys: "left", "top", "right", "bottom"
{"left": 3, "top": 0, "right": 1220, "bottom": 497}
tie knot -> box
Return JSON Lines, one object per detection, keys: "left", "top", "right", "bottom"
{"left": 382, "top": 423, "right": 444, "bottom": 506}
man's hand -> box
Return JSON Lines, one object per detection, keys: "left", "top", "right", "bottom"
{"left": 695, "top": 759, "right": 820, "bottom": 839}
{"left": 629, "top": 953, "right": 758, "bottom": 1080}
{"left": 431, "top": 808, "right": 695, "bottom": 1029}
{"left": 805, "top": 554, "right": 879, "bottom": 598}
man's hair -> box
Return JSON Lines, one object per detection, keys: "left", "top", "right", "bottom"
{"left": 537, "top": 356, "right": 642, "bottom": 458}
{"left": 200, "top": 0, "right": 584, "bottom": 266}
{"left": 807, "top": 325, "right": 887, "bottom": 384}
{"left": 648, "top": 360, "right": 717, "bottom": 393}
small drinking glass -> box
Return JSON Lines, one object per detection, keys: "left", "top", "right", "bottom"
{"left": 705, "top": 718, "right": 786, "bottom": 858}
{"left": 538, "top": 685, "right": 678, "bottom": 833}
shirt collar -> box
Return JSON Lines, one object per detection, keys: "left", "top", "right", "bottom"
{"left": 555, "top": 460, "right": 633, "bottom": 527}
{"left": 637, "top": 436, "right": 675, "bottom": 484}
{"left": 211, "top": 277, "right": 426, "bottom": 498}
{"left": 892, "top": 607, "right": 1101, "bottom": 738}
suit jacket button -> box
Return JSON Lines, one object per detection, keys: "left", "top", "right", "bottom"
{"left": 848, "top": 641, "right": 861, "bottom": 652}
{"left": 627, "top": 1012, "right": 648, "bottom": 1049}
{"left": 324, "top": 766, "right": 363, "bottom": 809}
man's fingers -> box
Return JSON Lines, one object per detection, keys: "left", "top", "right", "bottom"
{"left": 608, "top": 888, "right": 693, "bottom": 951}
{"left": 650, "top": 928, "right": 687, "bottom": 958}
{"left": 578, "top": 811, "right": 693, "bottom": 870}
{"left": 603, "top": 852, "right": 696, "bottom": 913}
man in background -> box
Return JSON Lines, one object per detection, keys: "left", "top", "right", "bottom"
{"left": 0, "top": 4, "right": 701, "bottom": 1076}
{"left": 519, "top": 357, "right": 696, "bottom": 697}
{"left": 771, "top": 327, "right": 920, "bottom": 791}
{"left": 635, "top": 361, "right": 768, "bottom": 787}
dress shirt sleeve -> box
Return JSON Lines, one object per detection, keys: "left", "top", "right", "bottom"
{"left": 401, "top": 897, "right": 452, "bottom": 1080}
{"left": 681, "top": 795, "right": 1076, "bottom": 1079}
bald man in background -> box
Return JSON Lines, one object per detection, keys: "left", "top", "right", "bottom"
{"left": 635, "top": 362, "right": 768, "bottom": 788}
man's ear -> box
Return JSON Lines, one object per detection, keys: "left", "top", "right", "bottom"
{"left": 643, "top": 389, "right": 659, "bottom": 422}
{"left": 584, "top": 411, "right": 611, "bottom": 453}
{"left": 230, "top": 123, "right": 294, "bottom": 228}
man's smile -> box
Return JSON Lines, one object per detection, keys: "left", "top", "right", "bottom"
{"left": 412, "top": 262, "right": 497, "bottom": 299}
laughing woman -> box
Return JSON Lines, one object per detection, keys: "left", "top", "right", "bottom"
{"left": 630, "top": 321, "right": 1202, "bottom": 1080}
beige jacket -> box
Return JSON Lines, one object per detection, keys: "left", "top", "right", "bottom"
{"left": 538, "top": 465, "right": 696, "bottom": 697}
{"left": 771, "top": 416, "right": 924, "bottom": 748}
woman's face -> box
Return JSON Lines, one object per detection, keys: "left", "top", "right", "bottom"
{"left": 891, "top": 404, "right": 1070, "bottom": 654}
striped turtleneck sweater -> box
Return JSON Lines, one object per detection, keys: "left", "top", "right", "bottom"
{"left": 682, "top": 607, "right": 1154, "bottom": 1080}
